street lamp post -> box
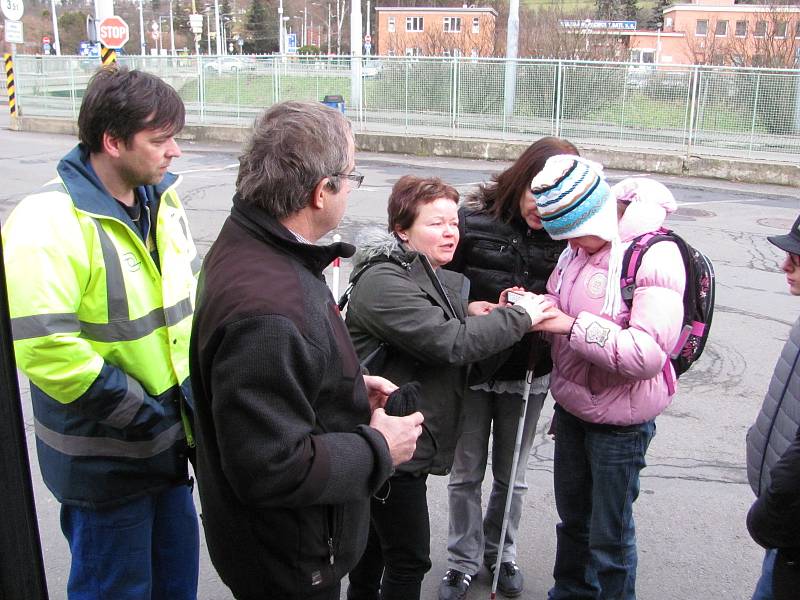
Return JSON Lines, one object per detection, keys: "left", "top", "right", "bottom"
{"left": 169, "top": 0, "right": 176, "bottom": 55}
{"left": 138, "top": 0, "right": 146, "bottom": 55}
{"left": 50, "top": 0, "right": 61, "bottom": 55}
{"left": 278, "top": 0, "right": 284, "bottom": 55}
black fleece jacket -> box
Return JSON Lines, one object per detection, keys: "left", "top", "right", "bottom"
{"left": 190, "top": 197, "right": 393, "bottom": 599}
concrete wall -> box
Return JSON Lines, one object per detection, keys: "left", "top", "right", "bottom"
{"left": 10, "top": 115, "right": 800, "bottom": 187}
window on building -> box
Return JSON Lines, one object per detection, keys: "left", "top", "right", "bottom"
{"left": 388, "top": 16, "right": 395, "bottom": 33}
{"left": 470, "top": 48, "right": 478, "bottom": 57}
{"left": 715, "top": 20, "right": 727, "bottom": 36}
{"left": 472, "top": 17, "right": 479, "bottom": 33}
{"left": 664, "top": 16, "right": 673, "bottom": 29}
{"left": 732, "top": 54, "right": 744, "bottom": 67}
{"left": 443, "top": 17, "right": 462, "bottom": 32}
{"left": 735, "top": 20, "right": 746, "bottom": 37}
{"left": 642, "top": 49, "right": 655, "bottom": 63}
{"left": 405, "top": 47, "right": 420, "bottom": 56}
{"left": 753, "top": 53, "right": 766, "bottom": 66}
{"left": 796, "top": 22, "right": 800, "bottom": 38}
{"left": 754, "top": 20, "right": 767, "bottom": 38}
{"left": 775, "top": 21, "right": 788, "bottom": 38}
{"left": 695, "top": 20, "right": 708, "bottom": 36}
{"left": 406, "top": 16, "right": 423, "bottom": 32}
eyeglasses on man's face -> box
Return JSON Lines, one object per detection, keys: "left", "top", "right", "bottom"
{"left": 333, "top": 171, "right": 364, "bottom": 189}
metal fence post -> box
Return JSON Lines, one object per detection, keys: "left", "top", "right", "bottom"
{"left": 0, "top": 233, "right": 49, "bottom": 600}
{"left": 450, "top": 56, "right": 458, "bottom": 134}
{"left": 748, "top": 72, "right": 761, "bottom": 156}
{"left": 198, "top": 57, "right": 205, "bottom": 123}
{"left": 686, "top": 65, "right": 700, "bottom": 157}
{"left": 554, "top": 60, "right": 563, "bottom": 138}
{"left": 69, "top": 59, "right": 77, "bottom": 119}
{"left": 404, "top": 59, "right": 409, "bottom": 134}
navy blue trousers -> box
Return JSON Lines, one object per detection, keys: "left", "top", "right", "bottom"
{"left": 60, "top": 482, "right": 199, "bottom": 600}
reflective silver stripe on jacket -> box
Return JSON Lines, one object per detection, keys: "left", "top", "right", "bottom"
{"left": 91, "top": 218, "right": 129, "bottom": 322}
{"left": 11, "top": 297, "right": 192, "bottom": 343}
{"left": 99, "top": 375, "right": 146, "bottom": 429}
{"left": 11, "top": 313, "right": 80, "bottom": 341}
{"left": 34, "top": 419, "right": 185, "bottom": 458}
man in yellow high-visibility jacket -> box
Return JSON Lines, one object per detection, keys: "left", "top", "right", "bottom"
{"left": 3, "top": 67, "right": 200, "bottom": 600}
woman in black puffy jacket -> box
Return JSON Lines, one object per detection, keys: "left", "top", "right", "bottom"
{"left": 438, "top": 137, "right": 578, "bottom": 600}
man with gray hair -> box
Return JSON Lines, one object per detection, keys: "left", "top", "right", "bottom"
{"left": 190, "top": 101, "right": 423, "bottom": 600}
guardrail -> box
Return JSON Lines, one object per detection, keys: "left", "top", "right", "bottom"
{"left": 8, "top": 54, "right": 800, "bottom": 162}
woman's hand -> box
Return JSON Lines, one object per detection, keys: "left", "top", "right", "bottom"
{"left": 468, "top": 301, "right": 497, "bottom": 316}
{"left": 499, "top": 286, "right": 526, "bottom": 307}
{"left": 363, "top": 375, "right": 399, "bottom": 412}
{"left": 512, "top": 293, "right": 555, "bottom": 328}
{"left": 533, "top": 306, "right": 576, "bottom": 335}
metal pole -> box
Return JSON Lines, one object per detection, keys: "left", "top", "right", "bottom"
{"left": 138, "top": 0, "right": 146, "bottom": 55}
{"left": 350, "top": 0, "right": 363, "bottom": 110}
{"left": 303, "top": 1, "right": 308, "bottom": 46}
{"left": 214, "top": 0, "right": 222, "bottom": 55}
{"left": 169, "top": 0, "right": 176, "bottom": 56}
{"left": 503, "top": 0, "right": 519, "bottom": 118}
{"left": 0, "top": 230, "right": 50, "bottom": 600}
{"left": 206, "top": 11, "right": 212, "bottom": 54}
{"left": 50, "top": 0, "right": 61, "bottom": 55}
{"left": 327, "top": 3, "right": 331, "bottom": 54}
{"left": 278, "top": 0, "right": 284, "bottom": 55}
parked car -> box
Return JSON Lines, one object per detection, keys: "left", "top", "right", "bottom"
{"left": 363, "top": 59, "right": 383, "bottom": 78}
{"left": 205, "top": 57, "right": 257, "bottom": 73}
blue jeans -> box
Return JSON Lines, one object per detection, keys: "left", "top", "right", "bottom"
{"left": 60, "top": 483, "right": 199, "bottom": 600}
{"left": 548, "top": 405, "right": 656, "bottom": 600}
{"left": 752, "top": 548, "right": 777, "bottom": 600}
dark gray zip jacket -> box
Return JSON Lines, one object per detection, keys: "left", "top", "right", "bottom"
{"left": 345, "top": 229, "right": 532, "bottom": 476}
{"left": 747, "top": 317, "right": 800, "bottom": 497}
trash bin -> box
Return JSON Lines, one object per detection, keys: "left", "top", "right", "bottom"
{"left": 322, "top": 94, "right": 345, "bottom": 114}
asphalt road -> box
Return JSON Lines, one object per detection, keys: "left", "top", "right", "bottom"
{"left": 1, "top": 114, "right": 798, "bottom": 600}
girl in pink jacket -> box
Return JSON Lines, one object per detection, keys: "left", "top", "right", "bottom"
{"left": 530, "top": 156, "right": 686, "bottom": 600}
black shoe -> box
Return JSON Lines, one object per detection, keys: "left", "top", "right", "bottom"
{"left": 438, "top": 569, "right": 472, "bottom": 600}
{"left": 487, "top": 561, "right": 524, "bottom": 598}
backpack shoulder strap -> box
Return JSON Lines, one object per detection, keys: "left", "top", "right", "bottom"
{"left": 337, "top": 262, "right": 376, "bottom": 311}
{"left": 620, "top": 227, "right": 674, "bottom": 307}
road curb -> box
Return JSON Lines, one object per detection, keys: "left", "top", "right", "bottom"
{"left": 10, "top": 116, "right": 800, "bottom": 187}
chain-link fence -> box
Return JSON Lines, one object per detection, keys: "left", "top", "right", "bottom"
{"left": 8, "top": 53, "right": 800, "bottom": 161}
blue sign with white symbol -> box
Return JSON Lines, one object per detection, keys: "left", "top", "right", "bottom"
{"left": 287, "top": 32, "right": 297, "bottom": 52}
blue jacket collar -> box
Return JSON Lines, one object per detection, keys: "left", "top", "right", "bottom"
{"left": 56, "top": 144, "right": 179, "bottom": 228}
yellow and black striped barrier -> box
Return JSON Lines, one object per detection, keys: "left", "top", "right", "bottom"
{"left": 100, "top": 46, "right": 117, "bottom": 66}
{"left": 4, "top": 53, "right": 15, "bottom": 117}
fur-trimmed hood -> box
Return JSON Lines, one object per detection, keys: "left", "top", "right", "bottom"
{"left": 351, "top": 227, "right": 417, "bottom": 276}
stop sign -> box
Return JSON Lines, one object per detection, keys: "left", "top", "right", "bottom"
{"left": 98, "top": 15, "right": 130, "bottom": 49}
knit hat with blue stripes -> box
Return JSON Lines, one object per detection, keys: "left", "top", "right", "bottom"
{"left": 530, "top": 155, "right": 623, "bottom": 317}
{"left": 530, "top": 155, "right": 616, "bottom": 241}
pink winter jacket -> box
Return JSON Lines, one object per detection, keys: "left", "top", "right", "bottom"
{"left": 546, "top": 188, "right": 686, "bottom": 426}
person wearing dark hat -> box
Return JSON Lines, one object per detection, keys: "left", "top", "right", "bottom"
{"left": 746, "top": 215, "right": 800, "bottom": 600}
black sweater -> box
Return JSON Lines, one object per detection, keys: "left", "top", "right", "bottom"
{"left": 190, "top": 198, "right": 393, "bottom": 599}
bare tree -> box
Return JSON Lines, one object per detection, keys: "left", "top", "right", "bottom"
{"left": 725, "top": 7, "right": 800, "bottom": 67}
{"left": 683, "top": 16, "right": 732, "bottom": 65}
{"left": 520, "top": 7, "right": 626, "bottom": 60}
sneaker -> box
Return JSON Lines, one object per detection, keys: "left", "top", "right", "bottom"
{"left": 487, "top": 561, "right": 524, "bottom": 598}
{"left": 438, "top": 569, "right": 472, "bottom": 600}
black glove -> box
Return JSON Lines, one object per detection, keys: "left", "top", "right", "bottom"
{"left": 384, "top": 381, "right": 422, "bottom": 417}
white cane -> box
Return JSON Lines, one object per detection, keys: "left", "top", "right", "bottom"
{"left": 490, "top": 366, "right": 534, "bottom": 600}
{"left": 331, "top": 233, "right": 342, "bottom": 299}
